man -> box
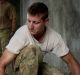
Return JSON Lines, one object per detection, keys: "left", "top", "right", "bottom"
{"left": 0, "top": 2, "right": 80, "bottom": 75}
{"left": 0, "top": 0, "right": 16, "bottom": 55}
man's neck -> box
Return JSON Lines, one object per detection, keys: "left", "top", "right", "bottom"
{"left": 34, "top": 27, "right": 46, "bottom": 42}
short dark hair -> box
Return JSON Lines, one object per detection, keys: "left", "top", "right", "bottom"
{"left": 27, "top": 2, "right": 48, "bottom": 20}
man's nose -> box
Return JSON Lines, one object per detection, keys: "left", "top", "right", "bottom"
{"left": 29, "top": 22, "right": 34, "bottom": 29}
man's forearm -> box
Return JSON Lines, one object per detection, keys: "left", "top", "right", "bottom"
{"left": 0, "top": 65, "right": 5, "bottom": 75}
{"left": 0, "top": 49, "right": 17, "bottom": 75}
{"left": 69, "top": 59, "right": 80, "bottom": 75}
{"left": 0, "top": 57, "right": 6, "bottom": 75}
{"left": 62, "top": 52, "right": 80, "bottom": 75}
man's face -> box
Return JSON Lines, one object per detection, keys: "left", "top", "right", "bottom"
{"left": 27, "top": 13, "right": 48, "bottom": 36}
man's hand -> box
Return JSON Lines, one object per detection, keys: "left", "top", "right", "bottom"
{"left": 62, "top": 51, "right": 80, "bottom": 75}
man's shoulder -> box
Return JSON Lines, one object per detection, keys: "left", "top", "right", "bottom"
{"left": 47, "top": 26, "right": 61, "bottom": 37}
{"left": 45, "top": 26, "right": 62, "bottom": 46}
{"left": 15, "top": 25, "right": 27, "bottom": 34}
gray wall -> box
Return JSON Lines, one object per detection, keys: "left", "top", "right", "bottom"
{"left": 20, "top": 0, "right": 80, "bottom": 75}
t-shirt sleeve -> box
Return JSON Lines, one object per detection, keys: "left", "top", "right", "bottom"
{"left": 6, "top": 26, "right": 28, "bottom": 54}
{"left": 52, "top": 35, "right": 69, "bottom": 57}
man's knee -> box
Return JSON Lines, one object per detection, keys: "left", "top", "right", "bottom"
{"left": 14, "top": 44, "right": 42, "bottom": 75}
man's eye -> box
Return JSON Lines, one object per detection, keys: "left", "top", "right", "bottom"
{"left": 34, "top": 21, "right": 40, "bottom": 24}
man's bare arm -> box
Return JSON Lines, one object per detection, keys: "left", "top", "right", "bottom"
{"left": 62, "top": 51, "right": 80, "bottom": 75}
{"left": 0, "top": 49, "right": 17, "bottom": 75}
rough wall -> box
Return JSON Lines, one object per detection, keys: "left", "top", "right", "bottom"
{"left": 20, "top": 0, "right": 80, "bottom": 74}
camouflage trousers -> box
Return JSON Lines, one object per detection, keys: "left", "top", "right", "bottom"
{"left": 0, "top": 29, "right": 10, "bottom": 56}
{"left": 14, "top": 44, "right": 64, "bottom": 75}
